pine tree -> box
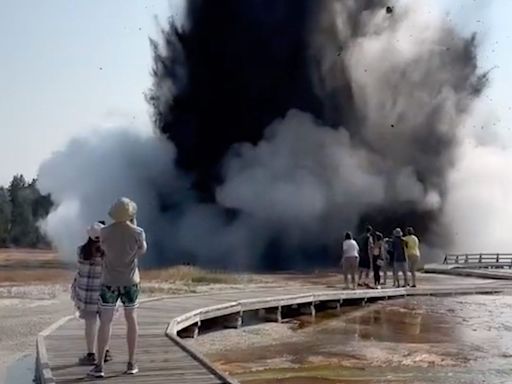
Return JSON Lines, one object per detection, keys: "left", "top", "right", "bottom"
{"left": 0, "top": 187, "right": 11, "bottom": 247}
{"left": 5, "top": 175, "right": 53, "bottom": 248}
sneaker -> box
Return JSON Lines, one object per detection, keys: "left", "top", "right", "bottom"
{"left": 125, "top": 362, "right": 139, "bottom": 375}
{"left": 87, "top": 365, "right": 105, "bottom": 379}
{"left": 78, "top": 353, "right": 96, "bottom": 366}
{"left": 411, "top": 284, "right": 417, "bottom": 288}
{"left": 104, "top": 349, "right": 112, "bottom": 363}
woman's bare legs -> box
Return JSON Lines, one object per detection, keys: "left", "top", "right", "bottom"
{"left": 84, "top": 314, "right": 98, "bottom": 354}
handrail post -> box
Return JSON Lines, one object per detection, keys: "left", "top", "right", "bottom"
{"left": 443, "top": 254, "right": 447, "bottom": 264}
{"left": 455, "top": 255, "right": 459, "bottom": 264}
{"left": 479, "top": 253, "right": 482, "bottom": 263}
{"left": 497, "top": 253, "right": 500, "bottom": 263}
{"left": 464, "top": 254, "right": 468, "bottom": 263}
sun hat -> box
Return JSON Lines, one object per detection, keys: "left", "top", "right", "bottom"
{"left": 87, "top": 222, "right": 104, "bottom": 240}
{"left": 393, "top": 228, "right": 403, "bottom": 237}
{"left": 108, "top": 197, "right": 138, "bottom": 223}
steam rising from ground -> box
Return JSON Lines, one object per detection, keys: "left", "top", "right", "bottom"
{"left": 37, "top": 130, "right": 179, "bottom": 261}
{"left": 37, "top": 0, "right": 509, "bottom": 267}
{"left": 445, "top": 137, "right": 512, "bottom": 253}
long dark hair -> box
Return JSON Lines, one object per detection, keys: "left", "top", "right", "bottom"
{"left": 79, "top": 238, "right": 100, "bottom": 261}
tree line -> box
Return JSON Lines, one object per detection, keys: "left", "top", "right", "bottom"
{"left": 0, "top": 175, "right": 53, "bottom": 248}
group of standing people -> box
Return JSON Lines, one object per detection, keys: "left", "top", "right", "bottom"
{"left": 341, "top": 226, "right": 421, "bottom": 290}
{"left": 70, "top": 197, "right": 147, "bottom": 378}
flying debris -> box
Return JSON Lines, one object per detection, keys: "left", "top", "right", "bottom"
{"left": 386, "top": 6, "right": 393, "bottom": 14}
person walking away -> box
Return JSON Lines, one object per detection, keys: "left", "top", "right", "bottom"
{"left": 372, "top": 232, "right": 385, "bottom": 289}
{"left": 358, "top": 226, "right": 373, "bottom": 287}
{"left": 404, "top": 227, "right": 421, "bottom": 287}
{"left": 392, "top": 228, "right": 409, "bottom": 287}
{"left": 88, "top": 198, "right": 147, "bottom": 378}
{"left": 71, "top": 222, "right": 112, "bottom": 365}
{"left": 342, "top": 232, "right": 359, "bottom": 290}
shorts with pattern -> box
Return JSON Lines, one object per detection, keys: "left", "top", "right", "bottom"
{"left": 99, "top": 284, "right": 140, "bottom": 309}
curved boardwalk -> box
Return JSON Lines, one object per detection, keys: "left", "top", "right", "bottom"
{"left": 35, "top": 276, "right": 512, "bottom": 384}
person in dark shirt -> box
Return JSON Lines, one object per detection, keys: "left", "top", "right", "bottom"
{"left": 392, "top": 228, "right": 409, "bottom": 287}
{"left": 358, "top": 226, "right": 373, "bottom": 287}
{"left": 383, "top": 237, "right": 393, "bottom": 285}
{"left": 371, "top": 232, "right": 385, "bottom": 288}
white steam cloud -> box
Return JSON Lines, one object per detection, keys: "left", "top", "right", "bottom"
{"left": 37, "top": 129, "right": 179, "bottom": 260}
{"left": 445, "top": 136, "right": 512, "bottom": 253}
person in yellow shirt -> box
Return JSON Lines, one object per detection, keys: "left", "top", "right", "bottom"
{"left": 404, "top": 227, "right": 420, "bottom": 287}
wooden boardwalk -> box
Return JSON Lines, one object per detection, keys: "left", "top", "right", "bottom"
{"left": 36, "top": 279, "right": 512, "bottom": 384}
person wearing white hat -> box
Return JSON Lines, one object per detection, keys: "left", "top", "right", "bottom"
{"left": 89, "top": 197, "right": 147, "bottom": 378}
{"left": 71, "top": 221, "right": 112, "bottom": 366}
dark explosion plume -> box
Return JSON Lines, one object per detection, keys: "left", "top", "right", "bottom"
{"left": 147, "top": 0, "right": 487, "bottom": 268}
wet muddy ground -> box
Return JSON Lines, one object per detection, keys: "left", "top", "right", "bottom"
{"left": 198, "top": 295, "right": 512, "bottom": 383}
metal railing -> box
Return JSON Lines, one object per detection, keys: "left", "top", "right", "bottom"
{"left": 443, "top": 253, "right": 512, "bottom": 268}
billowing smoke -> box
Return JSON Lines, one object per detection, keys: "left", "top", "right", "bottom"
{"left": 148, "top": 0, "right": 486, "bottom": 262}
{"left": 39, "top": 0, "right": 491, "bottom": 268}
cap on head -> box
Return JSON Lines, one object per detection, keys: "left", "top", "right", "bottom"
{"left": 393, "top": 228, "right": 403, "bottom": 237}
{"left": 108, "top": 197, "right": 137, "bottom": 223}
{"left": 87, "top": 222, "right": 104, "bottom": 240}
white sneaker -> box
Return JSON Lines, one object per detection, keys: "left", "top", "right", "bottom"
{"left": 125, "top": 362, "right": 139, "bottom": 375}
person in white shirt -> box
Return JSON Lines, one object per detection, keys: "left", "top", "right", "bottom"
{"left": 342, "top": 232, "right": 359, "bottom": 290}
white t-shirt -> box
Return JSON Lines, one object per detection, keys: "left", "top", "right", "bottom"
{"left": 343, "top": 239, "right": 359, "bottom": 258}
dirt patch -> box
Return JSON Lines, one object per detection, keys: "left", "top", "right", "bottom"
{"left": 0, "top": 249, "right": 73, "bottom": 285}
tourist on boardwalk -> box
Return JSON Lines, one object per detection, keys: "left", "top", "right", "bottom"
{"left": 88, "top": 197, "right": 147, "bottom": 378}
{"left": 382, "top": 237, "right": 393, "bottom": 285}
{"left": 391, "top": 228, "right": 409, "bottom": 287}
{"left": 404, "top": 227, "right": 421, "bottom": 287}
{"left": 358, "top": 226, "right": 373, "bottom": 287}
{"left": 71, "top": 222, "right": 112, "bottom": 365}
{"left": 342, "top": 232, "right": 359, "bottom": 290}
{"left": 371, "top": 232, "right": 385, "bottom": 289}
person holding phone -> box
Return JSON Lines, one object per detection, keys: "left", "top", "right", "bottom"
{"left": 88, "top": 198, "right": 147, "bottom": 378}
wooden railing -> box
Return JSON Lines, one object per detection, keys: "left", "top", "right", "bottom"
{"left": 443, "top": 253, "right": 512, "bottom": 268}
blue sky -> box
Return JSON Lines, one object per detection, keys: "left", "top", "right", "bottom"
{"left": 0, "top": 0, "right": 510, "bottom": 185}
